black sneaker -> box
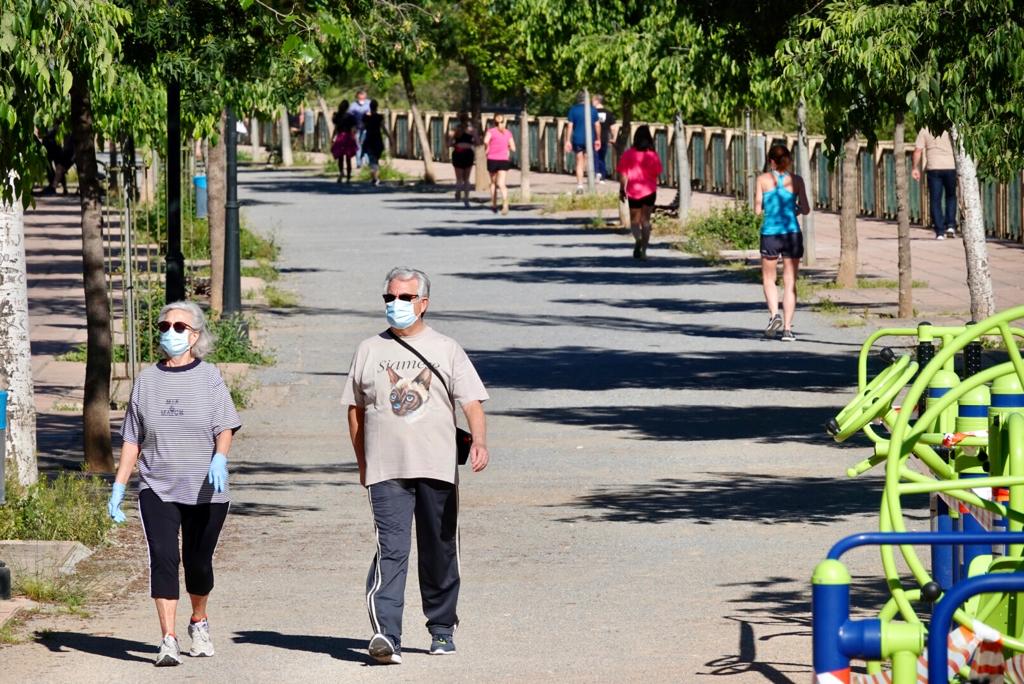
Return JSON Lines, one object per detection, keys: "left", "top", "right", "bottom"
{"left": 781, "top": 329, "right": 796, "bottom": 342}
{"left": 430, "top": 633, "right": 456, "bottom": 655}
{"left": 764, "top": 314, "right": 783, "bottom": 339}
{"left": 368, "top": 633, "right": 402, "bottom": 664}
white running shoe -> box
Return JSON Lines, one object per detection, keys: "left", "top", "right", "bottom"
{"left": 155, "top": 634, "right": 182, "bottom": 666}
{"left": 188, "top": 619, "right": 215, "bottom": 657}
{"left": 368, "top": 633, "right": 402, "bottom": 664}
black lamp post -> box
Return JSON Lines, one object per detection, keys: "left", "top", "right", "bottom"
{"left": 223, "top": 108, "right": 242, "bottom": 317}
{"left": 165, "top": 81, "right": 185, "bottom": 303}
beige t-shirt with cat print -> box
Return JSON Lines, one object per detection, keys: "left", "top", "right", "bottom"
{"left": 341, "top": 326, "right": 489, "bottom": 486}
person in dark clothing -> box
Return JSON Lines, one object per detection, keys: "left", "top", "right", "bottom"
{"left": 448, "top": 112, "right": 477, "bottom": 207}
{"left": 41, "top": 127, "right": 75, "bottom": 194}
{"left": 362, "top": 100, "right": 387, "bottom": 186}
{"left": 331, "top": 100, "right": 358, "bottom": 182}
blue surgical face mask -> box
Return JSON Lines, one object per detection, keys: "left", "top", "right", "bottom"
{"left": 160, "top": 329, "right": 192, "bottom": 358}
{"left": 386, "top": 299, "right": 418, "bottom": 329}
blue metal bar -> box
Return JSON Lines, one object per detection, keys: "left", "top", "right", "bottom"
{"left": 928, "top": 573, "right": 1024, "bottom": 682}
{"left": 828, "top": 532, "right": 1024, "bottom": 561}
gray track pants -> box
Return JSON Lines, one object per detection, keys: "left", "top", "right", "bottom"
{"left": 366, "top": 478, "right": 460, "bottom": 642}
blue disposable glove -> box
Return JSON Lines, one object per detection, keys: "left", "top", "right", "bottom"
{"left": 208, "top": 453, "right": 228, "bottom": 493}
{"left": 108, "top": 482, "right": 127, "bottom": 524}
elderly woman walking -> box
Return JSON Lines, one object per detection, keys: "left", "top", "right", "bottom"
{"left": 107, "top": 301, "right": 242, "bottom": 666}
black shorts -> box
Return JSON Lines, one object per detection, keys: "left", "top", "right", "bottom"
{"left": 487, "top": 159, "right": 511, "bottom": 173}
{"left": 628, "top": 192, "right": 656, "bottom": 209}
{"left": 760, "top": 232, "right": 804, "bottom": 259}
{"left": 452, "top": 150, "right": 475, "bottom": 169}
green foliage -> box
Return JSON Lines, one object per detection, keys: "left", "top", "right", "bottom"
{"left": 356, "top": 161, "right": 410, "bottom": 182}
{"left": 206, "top": 315, "right": 272, "bottom": 366}
{"left": 0, "top": 473, "right": 113, "bottom": 547}
{"left": 227, "top": 374, "right": 256, "bottom": 409}
{"left": 541, "top": 193, "right": 620, "bottom": 214}
{"left": 15, "top": 574, "right": 88, "bottom": 613}
{"left": 681, "top": 204, "right": 762, "bottom": 258}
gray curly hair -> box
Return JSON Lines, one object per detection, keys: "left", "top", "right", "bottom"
{"left": 159, "top": 301, "right": 216, "bottom": 359}
{"left": 383, "top": 267, "right": 431, "bottom": 298}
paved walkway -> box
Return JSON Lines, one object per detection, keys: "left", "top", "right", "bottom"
{"left": 4, "top": 161, "right": 1022, "bottom": 681}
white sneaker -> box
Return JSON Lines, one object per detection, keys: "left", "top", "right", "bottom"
{"left": 188, "top": 619, "right": 215, "bottom": 657}
{"left": 575, "top": 184, "right": 584, "bottom": 195}
{"left": 935, "top": 234, "right": 946, "bottom": 240}
{"left": 155, "top": 634, "right": 182, "bottom": 666}
{"left": 368, "top": 633, "right": 402, "bottom": 664}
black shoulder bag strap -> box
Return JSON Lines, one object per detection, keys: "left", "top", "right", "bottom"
{"left": 386, "top": 329, "right": 472, "bottom": 464}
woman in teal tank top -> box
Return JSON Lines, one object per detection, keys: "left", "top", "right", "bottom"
{"left": 755, "top": 144, "right": 810, "bottom": 341}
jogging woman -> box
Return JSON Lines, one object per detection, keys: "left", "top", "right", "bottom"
{"left": 483, "top": 114, "right": 515, "bottom": 214}
{"left": 754, "top": 144, "right": 810, "bottom": 341}
{"left": 448, "top": 112, "right": 477, "bottom": 207}
{"left": 616, "top": 125, "right": 663, "bottom": 260}
{"left": 331, "top": 100, "right": 358, "bottom": 183}
{"left": 107, "top": 301, "right": 241, "bottom": 666}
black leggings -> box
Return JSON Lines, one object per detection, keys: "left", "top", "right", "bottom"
{"left": 139, "top": 488, "right": 229, "bottom": 600}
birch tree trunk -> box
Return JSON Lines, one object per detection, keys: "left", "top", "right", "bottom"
{"left": 317, "top": 95, "right": 334, "bottom": 143}
{"left": 950, "top": 125, "right": 995, "bottom": 320}
{"left": 71, "top": 69, "right": 114, "bottom": 473}
{"left": 401, "top": 66, "right": 436, "bottom": 184}
{"left": 837, "top": 134, "right": 860, "bottom": 287}
{"left": 519, "top": 99, "right": 531, "bottom": 202}
{"left": 617, "top": 96, "right": 633, "bottom": 228}
{"left": 894, "top": 112, "right": 913, "bottom": 318}
{"left": 278, "top": 106, "right": 293, "bottom": 167}
{"left": 249, "top": 116, "right": 260, "bottom": 158}
{"left": 674, "top": 113, "right": 691, "bottom": 228}
{"left": 208, "top": 112, "right": 226, "bottom": 315}
{"left": 0, "top": 187, "right": 38, "bottom": 485}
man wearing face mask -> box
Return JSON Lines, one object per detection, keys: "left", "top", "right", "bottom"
{"left": 341, "top": 267, "right": 490, "bottom": 665}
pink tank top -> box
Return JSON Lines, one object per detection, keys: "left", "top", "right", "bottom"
{"left": 486, "top": 128, "right": 513, "bottom": 160}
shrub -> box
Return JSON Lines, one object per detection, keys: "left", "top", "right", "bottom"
{"left": 0, "top": 473, "right": 113, "bottom": 547}
{"left": 681, "top": 204, "right": 762, "bottom": 258}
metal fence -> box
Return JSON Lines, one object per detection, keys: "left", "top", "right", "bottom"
{"left": 382, "top": 109, "right": 1024, "bottom": 243}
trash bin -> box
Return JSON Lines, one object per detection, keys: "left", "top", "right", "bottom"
{"left": 194, "top": 174, "right": 208, "bottom": 219}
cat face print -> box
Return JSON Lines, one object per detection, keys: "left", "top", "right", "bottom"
{"left": 387, "top": 366, "right": 432, "bottom": 419}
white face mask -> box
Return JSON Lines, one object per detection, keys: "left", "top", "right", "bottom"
{"left": 386, "top": 300, "right": 418, "bottom": 329}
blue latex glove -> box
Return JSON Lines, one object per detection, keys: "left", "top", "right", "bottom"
{"left": 208, "top": 453, "right": 228, "bottom": 493}
{"left": 107, "top": 482, "right": 126, "bottom": 523}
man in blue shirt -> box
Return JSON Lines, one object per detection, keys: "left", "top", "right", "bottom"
{"left": 563, "top": 91, "right": 601, "bottom": 194}
{"left": 348, "top": 90, "right": 371, "bottom": 167}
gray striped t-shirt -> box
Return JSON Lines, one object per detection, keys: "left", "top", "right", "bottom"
{"left": 121, "top": 359, "right": 242, "bottom": 505}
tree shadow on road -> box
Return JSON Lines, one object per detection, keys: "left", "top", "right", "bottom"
{"left": 231, "top": 630, "right": 428, "bottom": 664}
{"left": 552, "top": 473, "right": 925, "bottom": 525}
{"left": 473, "top": 346, "right": 855, "bottom": 392}
{"left": 498, "top": 404, "right": 861, "bottom": 447}
{"left": 33, "top": 631, "right": 154, "bottom": 663}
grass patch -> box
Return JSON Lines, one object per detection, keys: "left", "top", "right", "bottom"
{"left": 812, "top": 296, "right": 848, "bottom": 315}
{"left": 227, "top": 375, "right": 257, "bottom": 409}
{"left": 542, "top": 192, "right": 620, "bottom": 214}
{"left": 678, "top": 204, "right": 761, "bottom": 260}
{"left": 822, "top": 278, "right": 930, "bottom": 290}
{"left": 0, "top": 617, "right": 25, "bottom": 644}
{"left": 0, "top": 473, "right": 113, "bottom": 547}
{"left": 241, "top": 260, "right": 279, "bottom": 283}
{"left": 51, "top": 401, "right": 82, "bottom": 412}
{"left": 835, "top": 317, "right": 868, "bottom": 328}
{"left": 15, "top": 575, "right": 87, "bottom": 614}
{"left": 207, "top": 315, "right": 273, "bottom": 365}
{"left": 356, "top": 159, "right": 411, "bottom": 182}
{"left": 264, "top": 285, "right": 298, "bottom": 308}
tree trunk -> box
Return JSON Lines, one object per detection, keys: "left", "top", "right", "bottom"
{"left": 674, "top": 113, "right": 690, "bottom": 227}
{"left": 401, "top": 66, "right": 436, "bottom": 184}
{"left": 466, "top": 61, "right": 488, "bottom": 192}
{"left": 278, "top": 105, "right": 293, "bottom": 167}
{"left": 617, "top": 96, "right": 633, "bottom": 227}
{"left": 894, "top": 111, "right": 913, "bottom": 318}
{"left": 837, "top": 133, "right": 860, "bottom": 287}
{"left": 71, "top": 70, "right": 114, "bottom": 473}
{"left": 950, "top": 125, "right": 995, "bottom": 321}
{"left": 250, "top": 116, "right": 261, "bottom": 158}
{"left": 208, "top": 112, "right": 227, "bottom": 315}
{"left": 317, "top": 95, "right": 334, "bottom": 143}
{"left": 0, "top": 185, "right": 38, "bottom": 486}
{"left": 519, "top": 97, "right": 531, "bottom": 202}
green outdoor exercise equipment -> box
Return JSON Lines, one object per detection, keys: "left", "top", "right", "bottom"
{"left": 813, "top": 306, "right": 1024, "bottom": 683}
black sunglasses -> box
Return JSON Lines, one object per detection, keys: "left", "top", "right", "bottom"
{"left": 157, "top": 321, "right": 196, "bottom": 333}
{"left": 382, "top": 294, "right": 420, "bottom": 303}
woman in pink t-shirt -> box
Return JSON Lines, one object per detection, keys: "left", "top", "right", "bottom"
{"left": 617, "top": 125, "right": 663, "bottom": 259}
{"left": 483, "top": 114, "right": 516, "bottom": 215}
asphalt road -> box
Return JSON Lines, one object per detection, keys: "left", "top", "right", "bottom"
{"left": 3, "top": 169, "right": 914, "bottom": 682}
